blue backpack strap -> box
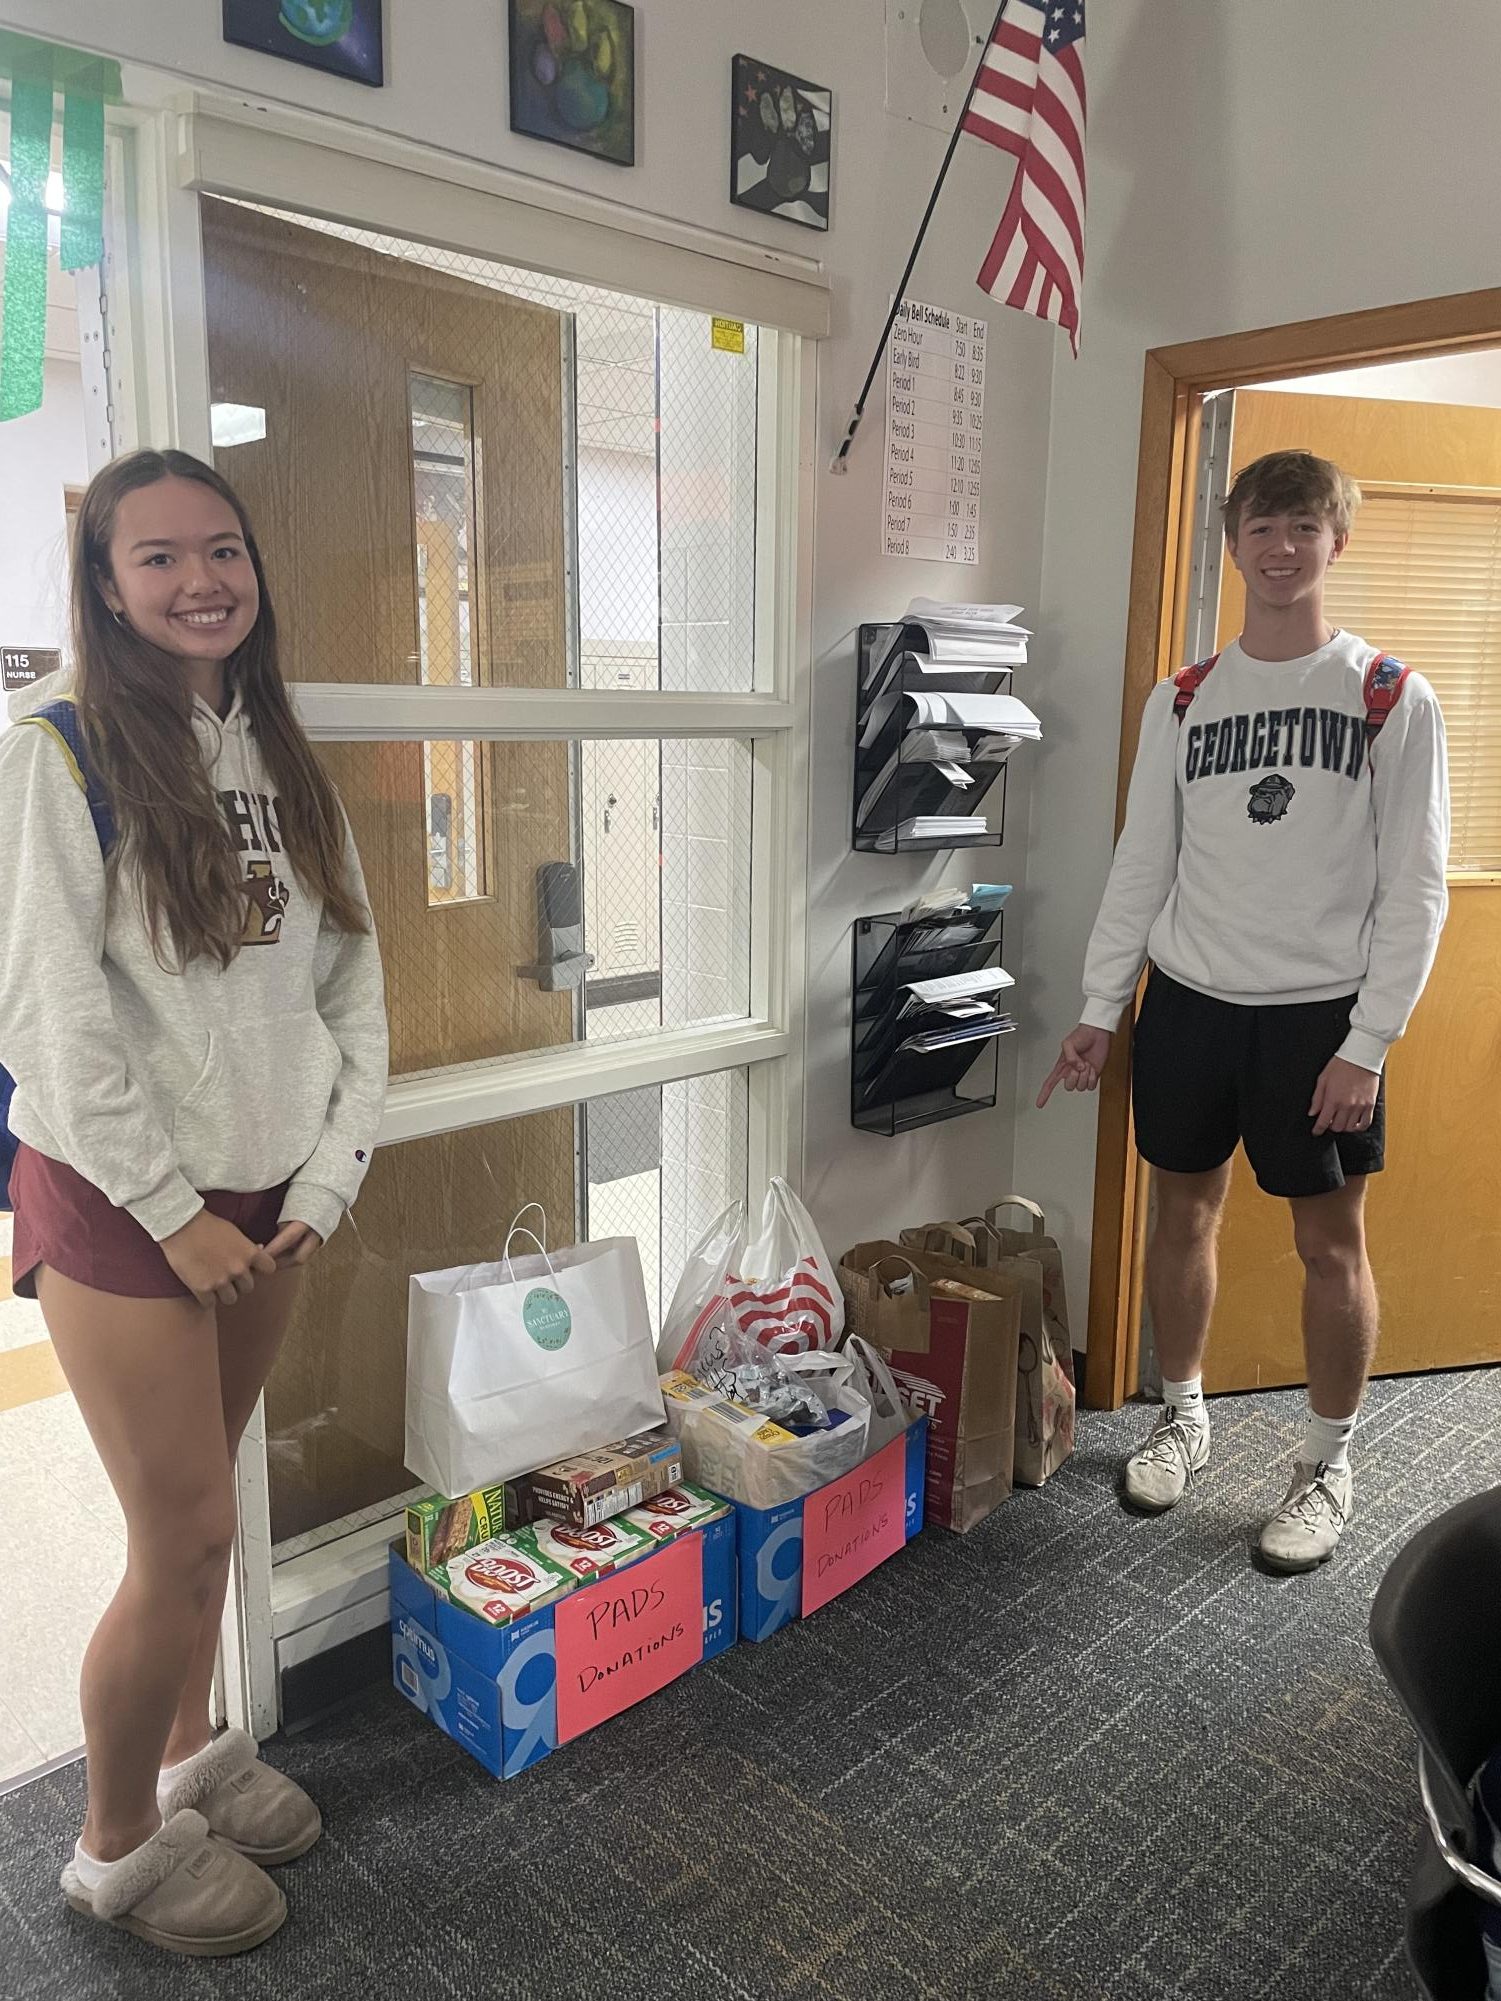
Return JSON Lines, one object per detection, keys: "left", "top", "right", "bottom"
{"left": 1172, "top": 652, "right": 1220, "bottom": 725}
{"left": 14, "top": 697, "right": 116, "bottom": 855}
{"left": 1362, "top": 652, "right": 1410, "bottom": 752}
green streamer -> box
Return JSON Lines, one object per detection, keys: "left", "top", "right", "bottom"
{"left": 60, "top": 63, "right": 107, "bottom": 274}
{"left": 0, "top": 48, "right": 54, "bottom": 423}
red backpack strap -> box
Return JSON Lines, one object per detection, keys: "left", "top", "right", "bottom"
{"left": 1362, "top": 653, "right": 1411, "bottom": 750}
{"left": 1172, "top": 653, "right": 1220, "bottom": 725}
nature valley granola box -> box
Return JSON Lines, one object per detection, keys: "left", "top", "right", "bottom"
{"left": 406, "top": 1484, "right": 515, "bottom": 1579}
{"left": 439, "top": 1528, "right": 576, "bottom": 1627}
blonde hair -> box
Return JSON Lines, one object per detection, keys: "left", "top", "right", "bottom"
{"left": 1221, "top": 449, "right": 1361, "bottom": 543}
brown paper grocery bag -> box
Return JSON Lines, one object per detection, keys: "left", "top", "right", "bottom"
{"left": 902, "top": 1207, "right": 1076, "bottom": 1488}
{"left": 838, "top": 1241, "right": 1021, "bottom": 1533}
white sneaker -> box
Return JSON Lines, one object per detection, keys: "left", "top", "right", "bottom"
{"left": 1123, "top": 1404, "right": 1210, "bottom": 1513}
{"left": 1257, "top": 1462, "right": 1353, "bottom": 1573}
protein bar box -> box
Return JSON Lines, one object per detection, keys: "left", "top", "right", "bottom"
{"left": 521, "top": 1428, "right": 683, "bottom": 1528}
{"left": 390, "top": 1506, "right": 737, "bottom": 1780}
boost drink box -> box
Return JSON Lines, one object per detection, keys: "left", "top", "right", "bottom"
{"left": 522, "top": 1428, "right": 683, "bottom": 1528}
{"left": 735, "top": 1418, "right": 928, "bottom": 1643}
{"left": 391, "top": 1508, "right": 738, "bottom": 1780}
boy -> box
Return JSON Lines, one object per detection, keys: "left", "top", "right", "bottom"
{"left": 1039, "top": 449, "right": 1450, "bottom": 1571}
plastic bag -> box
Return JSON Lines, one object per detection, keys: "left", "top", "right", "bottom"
{"left": 701, "top": 1327, "right": 834, "bottom": 1430}
{"left": 660, "top": 1359, "right": 872, "bottom": 1509}
{"left": 657, "top": 1177, "right": 844, "bottom": 1375}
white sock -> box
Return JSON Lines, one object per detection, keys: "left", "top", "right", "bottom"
{"left": 157, "top": 1737, "right": 214, "bottom": 1808}
{"left": 1301, "top": 1406, "right": 1357, "bottom": 1475}
{"left": 1162, "top": 1374, "right": 1208, "bottom": 1429}
{"left": 73, "top": 1827, "right": 159, "bottom": 1892}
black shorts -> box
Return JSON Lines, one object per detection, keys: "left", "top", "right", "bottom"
{"left": 1131, "top": 969, "right": 1385, "bottom": 1199}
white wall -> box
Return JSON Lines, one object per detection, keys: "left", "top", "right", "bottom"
{"left": 1015, "top": 0, "right": 1501, "bottom": 1343}
{"left": 0, "top": 357, "right": 87, "bottom": 690}
{"left": 0, "top": 1, "right": 1056, "bottom": 1259}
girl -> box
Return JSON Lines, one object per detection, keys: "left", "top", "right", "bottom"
{"left": 0, "top": 450, "right": 388, "bottom": 1956}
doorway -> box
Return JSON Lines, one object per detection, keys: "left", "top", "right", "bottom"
{"left": 1084, "top": 288, "right": 1501, "bottom": 1410}
{"left": 0, "top": 101, "right": 122, "bottom": 1789}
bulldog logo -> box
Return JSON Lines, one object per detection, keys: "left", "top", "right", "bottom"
{"left": 1247, "top": 773, "right": 1296, "bottom": 826}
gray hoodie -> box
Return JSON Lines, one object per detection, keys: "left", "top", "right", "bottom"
{"left": 0, "top": 682, "right": 388, "bottom": 1244}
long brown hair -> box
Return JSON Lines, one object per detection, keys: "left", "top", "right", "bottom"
{"left": 71, "top": 449, "right": 367, "bottom": 969}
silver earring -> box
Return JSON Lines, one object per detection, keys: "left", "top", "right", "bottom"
{"left": 111, "top": 608, "right": 127, "bottom": 628}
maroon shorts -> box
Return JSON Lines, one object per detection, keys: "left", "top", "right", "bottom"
{"left": 10, "top": 1145, "right": 289, "bottom": 1300}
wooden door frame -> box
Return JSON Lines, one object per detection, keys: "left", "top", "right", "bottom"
{"left": 1083, "top": 285, "right": 1501, "bottom": 1412}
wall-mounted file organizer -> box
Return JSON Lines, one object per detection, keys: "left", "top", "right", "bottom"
{"left": 853, "top": 621, "right": 1023, "bottom": 854}
{"left": 851, "top": 904, "right": 1017, "bottom": 1136}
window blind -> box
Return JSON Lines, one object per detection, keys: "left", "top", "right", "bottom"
{"left": 1325, "top": 489, "right": 1501, "bottom": 872}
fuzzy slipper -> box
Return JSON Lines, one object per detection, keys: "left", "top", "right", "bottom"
{"left": 60, "top": 1809, "right": 286, "bottom": 1957}
{"left": 160, "top": 1728, "right": 323, "bottom": 1867}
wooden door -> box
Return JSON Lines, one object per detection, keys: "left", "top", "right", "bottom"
{"left": 1200, "top": 388, "right": 1501, "bottom": 1391}
{"left": 201, "top": 201, "right": 577, "bottom": 1537}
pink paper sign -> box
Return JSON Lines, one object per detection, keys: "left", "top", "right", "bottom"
{"left": 554, "top": 1533, "right": 705, "bottom": 1743}
{"left": 801, "top": 1435, "right": 907, "bottom": 1616}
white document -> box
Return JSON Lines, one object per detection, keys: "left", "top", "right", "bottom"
{"left": 906, "top": 690, "right": 1042, "bottom": 735}
{"left": 903, "top": 966, "right": 1016, "bottom": 1006}
{"left": 883, "top": 301, "right": 987, "bottom": 565}
{"left": 921, "top": 633, "right": 1028, "bottom": 666}
{"left": 906, "top": 599, "right": 1026, "bottom": 630}
{"left": 894, "top": 815, "right": 989, "bottom": 841}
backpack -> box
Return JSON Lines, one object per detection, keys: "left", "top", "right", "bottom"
{"left": 1173, "top": 648, "right": 1411, "bottom": 755}
{"left": 0, "top": 698, "right": 116, "bottom": 1209}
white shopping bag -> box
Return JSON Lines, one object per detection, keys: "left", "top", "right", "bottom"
{"left": 657, "top": 1177, "right": 844, "bottom": 1374}
{"left": 405, "top": 1208, "right": 665, "bottom": 1496}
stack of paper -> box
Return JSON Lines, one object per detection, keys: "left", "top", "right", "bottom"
{"left": 905, "top": 600, "right": 1031, "bottom": 667}
{"left": 905, "top": 728, "right": 972, "bottom": 763}
{"left": 901, "top": 966, "right": 1016, "bottom": 1009}
{"left": 970, "top": 733, "right": 1025, "bottom": 765}
{"left": 893, "top": 815, "right": 989, "bottom": 842}
{"left": 901, "top": 1013, "right": 1019, "bottom": 1054}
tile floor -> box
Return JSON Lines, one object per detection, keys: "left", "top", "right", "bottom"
{"left": 0, "top": 1218, "right": 124, "bottom": 1787}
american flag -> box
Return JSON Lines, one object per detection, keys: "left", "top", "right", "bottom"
{"left": 963, "top": 0, "right": 1087, "bottom": 354}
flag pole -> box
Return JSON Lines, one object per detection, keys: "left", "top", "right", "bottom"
{"left": 829, "top": 0, "right": 1012, "bottom": 475}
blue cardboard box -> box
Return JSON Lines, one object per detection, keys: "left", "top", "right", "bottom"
{"left": 391, "top": 1509, "right": 737, "bottom": 1779}
{"left": 735, "top": 1418, "right": 928, "bottom": 1643}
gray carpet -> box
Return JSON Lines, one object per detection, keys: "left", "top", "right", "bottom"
{"left": 4, "top": 1368, "right": 1499, "bottom": 2001}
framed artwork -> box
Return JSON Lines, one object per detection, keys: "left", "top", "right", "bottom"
{"left": 222, "top": 1, "right": 385, "bottom": 87}
{"left": 730, "top": 55, "right": 832, "bottom": 232}
{"left": 509, "top": 0, "right": 636, "bottom": 168}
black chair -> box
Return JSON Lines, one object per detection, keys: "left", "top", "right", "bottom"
{"left": 1369, "top": 1482, "right": 1501, "bottom": 2000}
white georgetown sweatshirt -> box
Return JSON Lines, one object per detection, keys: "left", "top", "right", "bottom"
{"left": 0, "top": 685, "right": 388, "bottom": 1243}
{"left": 1080, "top": 632, "right": 1450, "bottom": 1073}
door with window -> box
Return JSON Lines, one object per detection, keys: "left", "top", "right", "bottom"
{"left": 195, "top": 185, "right": 785, "bottom": 1648}
{"left": 202, "top": 198, "right": 577, "bottom": 1536}
{"left": 1200, "top": 387, "right": 1501, "bottom": 1390}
